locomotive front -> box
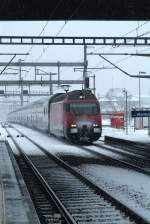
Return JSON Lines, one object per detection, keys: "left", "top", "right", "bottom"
{"left": 63, "top": 91, "right": 102, "bottom": 142}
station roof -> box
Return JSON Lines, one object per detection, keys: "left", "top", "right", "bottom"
{"left": 0, "top": 0, "right": 150, "bottom": 20}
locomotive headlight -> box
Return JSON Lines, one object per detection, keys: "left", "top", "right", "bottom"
{"left": 70, "top": 124, "right": 77, "bottom": 133}
{"left": 71, "top": 124, "right": 77, "bottom": 128}
{"left": 93, "top": 124, "right": 99, "bottom": 127}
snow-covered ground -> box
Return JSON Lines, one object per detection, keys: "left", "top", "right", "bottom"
{"left": 77, "top": 164, "right": 150, "bottom": 221}
{"left": 1, "top": 123, "right": 150, "bottom": 221}
{"left": 102, "top": 125, "right": 150, "bottom": 144}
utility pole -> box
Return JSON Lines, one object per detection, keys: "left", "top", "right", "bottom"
{"left": 83, "top": 45, "right": 88, "bottom": 89}
{"left": 18, "top": 59, "right": 24, "bottom": 106}
{"left": 5, "top": 85, "right": 6, "bottom": 98}
{"left": 49, "top": 72, "right": 57, "bottom": 95}
{"left": 123, "top": 89, "right": 128, "bottom": 135}
{"left": 35, "top": 66, "right": 37, "bottom": 80}
{"left": 49, "top": 73, "right": 52, "bottom": 95}
{"left": 57, "top": 61, "right": 60, "bottom": 86}
{"left": 18, "top": 59, "right": 22, "bottom": 82}
{"left": 93, "top": 74, "right": 96, "bottom": 95}
{"left": 139, "top": 71, "right": 146, "bottom": 107}
{"left": 28, "top": 84, "right": 30, "bottom": 94}
{"left": 20, "top": 78, "right": 23, "bottom": 106}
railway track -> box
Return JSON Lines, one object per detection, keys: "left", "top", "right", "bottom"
{"left": 104, "top": 138, "right": 150, "bottom": 158}
{"left": 14, "top": 154, "right": 67, "bottom": 224}
{"left": 93, "top": 142, "right": 150, "bottom": 175}
{"left": 6, "top": 126, "right": 150, "bottom": 224}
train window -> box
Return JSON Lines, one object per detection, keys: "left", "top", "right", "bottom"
{"left": 69, "top": 103, "right": 99, "bottom": 115}
{"left": 64, "top": 104, "right": 70, "bottom": 112}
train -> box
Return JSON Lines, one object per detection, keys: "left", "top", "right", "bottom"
{"left": 7, "top": 90, "right": 102, "bottom": 142}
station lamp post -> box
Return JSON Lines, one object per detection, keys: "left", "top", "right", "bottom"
{"left": 138, "top": 71, "right": 146, "bottom": 107}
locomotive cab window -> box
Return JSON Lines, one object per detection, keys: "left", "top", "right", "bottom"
{"left": 65, "top": 103, "right": 99, "bottom": 115}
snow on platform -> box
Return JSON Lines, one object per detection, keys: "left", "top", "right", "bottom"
{"left": 102, "top": 126, "right": 150, "bottom": 144}
{"left": 0, "top": 137, "right": 40, "bottom": 224}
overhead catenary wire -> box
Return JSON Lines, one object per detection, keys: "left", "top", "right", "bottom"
{"left": 23, "top": 18, "right": 149, "bottom": 82}
{"left": 23, "top": 0, "right": 65, "bottom": 61}
{"left": 17, "top": 19, "right": 150, "bottom": 94}
{"left": 93, "top": 21, "right": 150, "bottom": 54}
{"left": 25, "top": 0, "right": 86, "bottom": 87}
{"left": 35, "top": 0, "right": 86, "bottom": 63}
{"left": 17, "top": 0, "right": 65, "bottom": 88}
{"left": 62, "top": 21, "right": 150, "bottom": 77}
{"left": 0, "top": 55, "right": 16, "bottom": 75}
{"left": 99, "top": 54, "right": 150, "bottom": 79}
{"left": 91, "top": 21, "right": 150, "bottom": 70}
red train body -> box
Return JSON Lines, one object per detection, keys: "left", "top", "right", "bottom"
{"left": 8, "top": 90, "right": 102, "bottom": 142}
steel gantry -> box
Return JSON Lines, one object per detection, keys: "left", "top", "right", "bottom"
{"left": 0, "top": 62, "right": 85, "bottom": 67}
{"left": 0, "top": 79, "right": 83, "bottom": 106}
{"left": 1, "top": 35, "right": 149, "bottom": 106}
{"left": 0, "top": 80, "right": 83, "bottom": 86}
{"left": 0, "top": 36, "right": 150, "bottom": 46}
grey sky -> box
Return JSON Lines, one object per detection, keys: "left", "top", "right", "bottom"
{"left": 0, "top": 21, "right": 150, "bottom": 97}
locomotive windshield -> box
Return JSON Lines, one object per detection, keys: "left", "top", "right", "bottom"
{"left": 66, "top": 103, "right": 99, "bottom": 115}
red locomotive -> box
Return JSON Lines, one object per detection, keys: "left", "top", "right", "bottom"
{"left": 8, "top": 90, "right": 102, "bottom": 142}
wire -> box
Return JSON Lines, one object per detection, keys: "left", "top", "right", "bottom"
{"left": 25, "top": 0, "right": 86, "bottom": 87}
{"left": 35, "top": 21, "right": 68, "bottom": 63}
{"left": 92, "top": 21, "right": 150, "bottom": 70}
{"left": 35, "top": 0, "right": 86, "bottom": 62}
{"left": 23, "top": 0, "right": 65, "bottom": 61}
{"left": 93, "top": 21, "right": 150, "bottom": 54}
{"left": 137, "top": 30, "right": 150, "bottom": 37}
{"left": 63, "top": 21, "right": 150, "bottom": 76}
{"left": 121, "top": 21, "right": 149, "bottom": 37}
{"left": 0, "top": 55, "right": 16, "bottom": 75}
{"left": 115, "top": 46, "right": 150, "bottom": 64}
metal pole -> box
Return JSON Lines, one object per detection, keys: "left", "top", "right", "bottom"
{"left": 83, "top": 45, "right": 87, "bottom": 90}
{"left": 123, "top": 89, "right": 128, "bottom": 135}
{"left": 21, "top": 78, "right": 23, "bottom": 106}
{"left": 93, "top": 74, "right": 96, "bottom": 95}
{"left": 19, "top": 59, "right": 23, "bottom": 106}
{"left": 35, "top": 66, "right": 36, "bottom": 80}
{"left": 125, "top": 90, "right": 128, "bottom": 135}
{"left": 139, "top": 71, "right": 141, "bottom": 107}
{"left": 148, "top": 116, "right": 150, "bottom": 136}
{"left": 5, "top": 85, "right": 6, "bottom": 98}
{"left": 49, "top": 73, "right": 53, "bottom": 95}
{"left": 57, "top": 61, "right": 60, "bottom": 86}
{"left": 19, "top": 59, "right": 22, "bottom": 82}
{"left": 29, "top": 85, "right": 30, "bottom": 94}
{"left": 138, "top": 71, "right": 146, "bottom": 107}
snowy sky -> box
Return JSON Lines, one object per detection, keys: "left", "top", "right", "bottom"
{"left": 0, "top": 21, "right": 150, "bottom": 97}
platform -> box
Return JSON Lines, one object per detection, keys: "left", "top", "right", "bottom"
{"left": 0, "top": 140, "right": 40, "bottom": 224}
{"left": 103, "top": 126, "right": 150, "bottom": 148}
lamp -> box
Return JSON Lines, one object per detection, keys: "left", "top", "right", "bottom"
{"left": 61, "top": 84, "right": 70, "bottom": 93}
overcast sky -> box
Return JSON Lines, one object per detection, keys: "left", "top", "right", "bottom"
{"left": 0, "top": 21, "right": 150, "bottom": 97}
